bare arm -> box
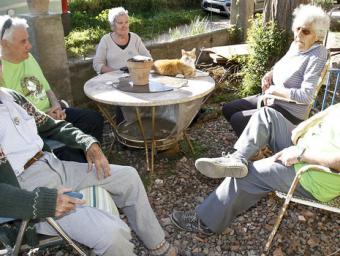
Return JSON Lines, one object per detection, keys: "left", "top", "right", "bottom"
{"left": 272, "top": 146, "right": 340, "bottom": 172}
{"left": 100, "top": 65, "right": 114, "bottom": 74}
{"left": 265, "top": 85, "right": 290, "bottom": 99}
{"left": 300, "top": 150, "right": 340, "bottom": 172}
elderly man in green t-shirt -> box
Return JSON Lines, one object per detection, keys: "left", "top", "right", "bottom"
{"left": 0, "top": 15, "right": 104, "bottom": 163}
{"left": 170, "top": 105, "right": 340, "bottom": 235}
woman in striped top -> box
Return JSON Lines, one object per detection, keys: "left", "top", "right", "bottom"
{"left": 222, "top": 4, "right": 330, "bottom": 137}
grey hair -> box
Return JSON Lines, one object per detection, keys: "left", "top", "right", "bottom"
{"left": 0, "top": 15, "right": 28, "bottom": 42}
{"left": 108, "top": 7, "right": 128, "bottom": 26}
{"left": 292, "top": 4, "right": 330, "bottom": 41}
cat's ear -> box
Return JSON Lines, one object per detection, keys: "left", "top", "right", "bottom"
{"left": 181, "top": 49, "right": 185, "bottom": 55}
{"left": 191, "top": 48, "right": 196, "bottom": 53}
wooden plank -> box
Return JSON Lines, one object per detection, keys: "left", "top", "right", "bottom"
{"left": 209, "top": 53, "right": 228, "bottom": 64}
{"left": 204, "top": 44, "right": 249, "bottom": 60}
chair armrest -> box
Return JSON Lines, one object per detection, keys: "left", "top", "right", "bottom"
{"left": 296, "top": 164, "right": 333, "bottom": 176}
{"left": 59, "top": 100, "right": 70, "bottom": 109}
{"left": 257, "top": 94, "right": 301, "bottom": 110}
{"left": 0, "top": 217, "right": 15, "bottom": 224}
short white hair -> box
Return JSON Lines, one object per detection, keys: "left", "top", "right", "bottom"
{"left": 0, "top": 15, "right": 28, "bottom": 42}
{"left": 292, "top": 4, "right": 330, "bottom": 41}
{"left": 108, "top": 7, "right": 128, "bottom": 25}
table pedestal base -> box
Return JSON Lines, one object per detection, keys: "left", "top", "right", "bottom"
{"left": 116, "top": 118, "right": 178, "bottom": 151}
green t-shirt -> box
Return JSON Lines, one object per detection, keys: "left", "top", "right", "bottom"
{"left": 2, "top": 53, "right": 51, "bottom": 112}
{"left": 295, "top": 104, "right": 340, "bottom": 202}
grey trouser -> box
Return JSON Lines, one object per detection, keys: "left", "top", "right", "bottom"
{"left": 197, "top": 107, "right": 314, "bottom": 233}
{"left": 18, "top": 155, "right": 165, "bottom": 255}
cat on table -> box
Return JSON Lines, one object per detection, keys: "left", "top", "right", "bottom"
{"left": 153, "top": 48, "right": 196, "bottom": 78}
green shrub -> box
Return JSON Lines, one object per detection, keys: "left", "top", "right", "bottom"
{"left": 241, "top": 14, "right": 287, "bottom": 95}
{"left": 312, "top": 0, "right": 334, "bottom": 11}
{"left": 68, "top": 0, "right": 200, "bottom": 17}
{"left": 65, "top": 8, "right": 204, "bottom": 57}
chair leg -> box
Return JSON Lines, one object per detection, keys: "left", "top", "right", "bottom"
{"left": 12, "top": 220, "right": 29, "bottom": 256}
{"left": 262, "top": 171, "right": 304, "bottom": 255}
{"left": 46, "top": 218, "right": 87, "bottom": 256}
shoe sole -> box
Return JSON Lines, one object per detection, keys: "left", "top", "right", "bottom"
{"left": 170, "top": 213, "right": 213, "bottom": 236}
{"left": 195, "top": 159, "right": 248, "bottom": 178}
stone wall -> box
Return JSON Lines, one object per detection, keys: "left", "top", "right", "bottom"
{"left": 69, "top": 27, "right": 236, "bottom": 107}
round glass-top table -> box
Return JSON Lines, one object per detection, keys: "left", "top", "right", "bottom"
{"left": 84, "top": 71, "right": 215, "bottom": 172}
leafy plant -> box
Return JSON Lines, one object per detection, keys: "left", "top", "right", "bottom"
{"left": 241, "top": 14, "right": 287, "bottom": 95}
{"left": 65, "top": 9, "right": 205, "bottom": 57}
{"left": 167, "top": 16, "right": 210, "bottom": 41}
{"left": 312, "top": 0, "right": 335, "bottom": 11}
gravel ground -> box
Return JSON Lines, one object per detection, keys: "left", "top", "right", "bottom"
{"left": 118, "top": 116, "right": 339, "bottom": 256}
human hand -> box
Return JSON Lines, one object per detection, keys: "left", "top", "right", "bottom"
{"left": 272, "top": 146, "right": 303, "bottom": 166}
{"left": 55, "top": 187, "right": 85, "bottom": 217}
{"left": 261, "top": 71, "right": 273, "bottom": 93}
{"left": 47, "top": 106, "right": 66, "bottom": 120}
{"left": 86, "top": 143, "right": 111, "bottom": 180}
{"left": 264, "top": 85, "right": 276, "bottom": 95}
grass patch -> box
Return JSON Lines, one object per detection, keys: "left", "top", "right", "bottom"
{"left": 180, "top": 139, "right": 208, "bottom": 158}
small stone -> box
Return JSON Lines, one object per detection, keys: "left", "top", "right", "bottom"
{"left": 298, "top": 215, "right": 306, "bottom": 222}
{"left": 192, "top": 248, "right": 200, "bottom": 253}
{"left": 307, "top": 237, "right": 319, "bottom": 248}
{"left": 154, "top": 179, "right": 164, "bottom": 186}
{"left": 273, "top": 247, "right": 284, "bottom": 256}
{"left": 161, "top": 217, "right": 171, "bottom": 226}
{"left": 195, "top": 196, "right": 205, "bottom": 203}
{"left": 302, "top": 210, "right": 315, "bottom": 218}
{"left": 231, "top": 245, "right": 240, "bottom": 251}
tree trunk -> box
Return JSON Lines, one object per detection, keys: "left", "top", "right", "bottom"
{"left": 263, "top": 0, "right": 311, "bottom": 31}
{"left": 230, "top": 0, "right": 254, "bottom": 41}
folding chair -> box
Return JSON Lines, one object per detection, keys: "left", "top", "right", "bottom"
{"left": 262, "top": 67, "right": 340, "bottom": 255}
{"left": 0, "top": 192, "right": 87, "bottom": 256}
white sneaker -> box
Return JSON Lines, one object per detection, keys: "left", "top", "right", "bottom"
{"left": 195, "top": 152, "right": 248, "bottom": 178}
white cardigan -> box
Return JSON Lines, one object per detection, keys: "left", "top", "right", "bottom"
{"left": 93, "top": 32, "right": 151, "bottom": 73}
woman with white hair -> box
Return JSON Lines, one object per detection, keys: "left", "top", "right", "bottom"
{"left": 93, "top": 7, "right": 151, "bottom": 74}
{"left": 221, "top": 4, "right": 330, "bottom": 137}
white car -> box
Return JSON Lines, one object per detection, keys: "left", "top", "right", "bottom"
{"left": 201, "top": 0, "right": 264, "bottom": 16}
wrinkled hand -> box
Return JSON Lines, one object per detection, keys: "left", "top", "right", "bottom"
{"left": 55, "top": 187, "right": 85, "bottom": 217}
{"left": 261, "top": 71, "right": 273, "bottom": 93}
{"left": 86, "top": 143, "right": 111, "bottom": 180}
{"left": 264, "top": 85, "right": 277, "bottom": 95}
{"left": 47, "top": 106, "right": 66, "bottom": 120}
{"left": 272, "top": 146, "right": 302, "bottom": 166}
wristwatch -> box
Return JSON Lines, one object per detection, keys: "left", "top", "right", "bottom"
{"left": 297, "top": 147, "right": 306, "bottom": 162}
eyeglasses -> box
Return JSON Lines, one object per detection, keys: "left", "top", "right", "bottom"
{"left": 1, "top": 18, "right": 12, "bottom": 40}
{"left": 296, "top": 26, "right": 311, "bottom": 36}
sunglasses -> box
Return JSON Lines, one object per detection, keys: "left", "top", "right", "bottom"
{"left": 1, "top": 18, "right": 12, "bottom": 40}
{"left": 296, "top": 26, "right": 311, "bottom": 36}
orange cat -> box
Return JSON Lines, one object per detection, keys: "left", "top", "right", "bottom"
{"left": 153, "top": 48, "right": 196, "bottom": 78}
